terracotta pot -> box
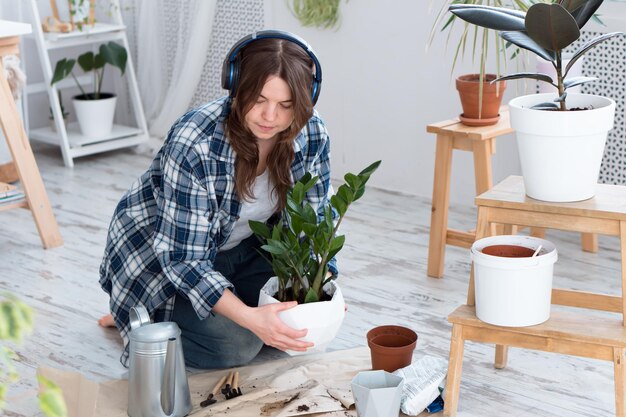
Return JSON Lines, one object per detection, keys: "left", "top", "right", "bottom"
{"left": 482, "top": 245, "right": 536, "bottom": 258}
{"left": 455, "top": 74, "right": 506, "bottom": 126}
{"left": 367, "top": 325, "right": 417, "bottom": 372}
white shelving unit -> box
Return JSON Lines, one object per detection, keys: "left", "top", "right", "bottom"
{"left": 24, "top": 0, "right": 148, "bottom": 167}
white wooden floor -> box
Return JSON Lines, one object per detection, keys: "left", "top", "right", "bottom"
{"left": 1, "top": 142, "right": 622, "bottom": 416}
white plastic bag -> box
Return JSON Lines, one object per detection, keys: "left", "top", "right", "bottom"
{"left": 392, "top": 355, "right": 448, "bottom": 416}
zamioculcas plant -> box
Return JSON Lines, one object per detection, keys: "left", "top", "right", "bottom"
{"left": 250, "top": 160, "right": 381, "bottom": 304}
{"left": 449, "top": 0, "right": 624, "bottom": 110}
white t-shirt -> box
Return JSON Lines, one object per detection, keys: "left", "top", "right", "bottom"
{"left": 219, "top": 170, "right": 278, "bottom": 251}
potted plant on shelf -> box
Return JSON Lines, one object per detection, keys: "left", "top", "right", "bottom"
{"left": 50, "top": 41, "right": 127, "bottom": 138}
{"left": 428, "top": 0, "right": 531, "bottom": 125}
{"left": 449, "top": 0, "right": 624, "bottom": 202}
{"left": 250, "top": 160, "right": 381, "bottom": 355}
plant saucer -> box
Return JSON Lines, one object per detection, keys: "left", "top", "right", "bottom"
{"left": 459, "top": 113, "right": 500, "bottom": 127}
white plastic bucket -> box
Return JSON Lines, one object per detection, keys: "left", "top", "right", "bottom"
{"left": 471, "top": 235, "right": 558, "bottom": 327}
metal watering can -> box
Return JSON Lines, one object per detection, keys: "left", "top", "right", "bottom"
{"left": 127, "top": 305, "right": 192, "bottom": 417}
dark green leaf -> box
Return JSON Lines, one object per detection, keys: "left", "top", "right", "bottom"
{"left": 50, "top": 58, "right": 75, "bottom": 85}
{"left": 525, "top": 3, "right": 580, "bottom": 52}
{"left": 566, "top": 32, "right": 625, "bottom": 77}
{"left": 249, "top": 220, "right": 271, "bottom": 239}
{"left": 563, "top": 76, "right": 598, "bottom": 89}
{"left": 358, "top": 160, "right": 381, "bottom": 179}
{"left": 336, "top": 184, "right": 354, "bottom": 206}
{"left": 449, "top": 4, "right": 527, "bottom": 31}
{"left": 330, "top": 194, "right": 348, "bottom": 217}
{"left": 494, "top": 72, "right": 556, "bottom": 87}
{"left": 77, "top": 52, "right": 95, "bottom": 72}
{"left": 291, "top": 182, "right": 305, "bottom": 204}
{"left": 100, "top": 41, "right": 127, "bottom": 75}
{"left": 530, "top": 102, "right": 559, "bottom": 110}
{"left": 564, "top": 0, "right": 604, "bottom": 30}
{"left": 303, "top": 204, "right": 317, "bottom": 224}
{"left": 94, "top": 52, "right": 106, "bottom": 70}
{"left": 344, "top": 173, "right": 361, "bottom": 190}
{"left": 327, "top": 235, "right": 345, "bottom": 261}
{"left": 500, "top": 31, "right": 556, "bottom": 62}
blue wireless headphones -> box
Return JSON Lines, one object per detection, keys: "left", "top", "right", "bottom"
{"left": 221, "top": 30, "right": 322, "bottom": 105}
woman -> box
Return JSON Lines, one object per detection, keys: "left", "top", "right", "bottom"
{"left": 99, "top": 31, "right": 336, "bottom": 369}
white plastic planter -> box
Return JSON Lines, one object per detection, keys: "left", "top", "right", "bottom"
{"left": 509, "top": 93, "right": 616, "bottom": 202}
{"left": 72, "top": 93, "right": 117, "bottom": 138}
{"left": 258, "top": 277, "right": 345, "bottom": 356}
{"left": 471, "top": 235, "right": 558, "bottom": 327}
{"left": 351, "top": 370, "right": 403, "bottom": 417}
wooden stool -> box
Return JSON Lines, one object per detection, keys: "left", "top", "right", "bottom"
{"left": 0, "top": 22, "right": 62, "bottom": 248}
{"left": 443, "top": 176, "right": 626, "bottom": 417}
{"left": 426, "top": 112, "right": 597, "bottom": 278}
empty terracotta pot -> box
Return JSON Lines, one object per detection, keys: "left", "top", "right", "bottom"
{"left": 367, "top": 325, "right": 417, "bottom": 372}
{"left": 482, "top": 244, "right": 536, "bottom": 258}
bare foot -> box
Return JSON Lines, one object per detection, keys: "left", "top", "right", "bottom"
{"left": 98, "top": 314, "right": 115, "bottom": 328}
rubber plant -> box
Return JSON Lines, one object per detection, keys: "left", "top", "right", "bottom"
{"left": 449, "top": 0, "right": 624, "bottom": 110}
{"left": 0, "top": 294, "right": 67, "bottom": 417}
{"left": 50, "top": 41, "right": 127, "bottom": 100}
{"left": 250, "top": 160, "right": 381, "bottom": 303}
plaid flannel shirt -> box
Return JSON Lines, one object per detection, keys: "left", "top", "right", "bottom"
{"left": 99, "top": 97, "right": 335, "bottom": 366}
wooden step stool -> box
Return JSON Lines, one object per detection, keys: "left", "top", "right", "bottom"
{"left": 426, "top": 112, "right": 596, "bottom": 278}
{"left": 443, "top": 176, "right": 626, "bottom": 417}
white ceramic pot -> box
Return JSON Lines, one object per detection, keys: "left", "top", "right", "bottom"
{"left": 351, "top": 370, "right": 403, "bottom": 417}
{"left": 509, "top": 93, "right": 616, "bottom": 202}
{"left": 72, "top": 93, "right": 117, "bottom": 138}
{"left": 258, "top": 277, "right": 345, "bottom": 356}
{"left": 471, "top": 235, "right": 558, "bottom": 327}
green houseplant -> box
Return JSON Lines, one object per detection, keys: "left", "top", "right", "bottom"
{"left": 251, "top": 160, "right": 381, "bottom": 355}
{"left": 289, "top": 0, "right": 346, "bottom": 29}
{"left": 428, "top": 1, "right": 535, "bottom": 124}
{"left": 449, "top": 0, "right": 624, "bottom": 202}
{"left": 50, "top": 41, "right": 127, "bottom": 137}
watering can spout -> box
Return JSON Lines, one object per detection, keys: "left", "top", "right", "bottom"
{"left": 161, "top": 337, "right": 177, "bottom": 416}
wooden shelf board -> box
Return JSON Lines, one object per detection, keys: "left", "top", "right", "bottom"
{"left": 42, "top": 23, "right": 126, "bottom": 49}
{"left": 30, "top": 123, "right": 144, "bottom": 148}
{"left": 449, "top": 304, "right": 626, "bottom": 348}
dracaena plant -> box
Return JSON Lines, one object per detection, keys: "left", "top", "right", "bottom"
{"left": 449, "top": 0, "right": 624, "bottom": 110}
{"left": 249, "top": 161, "right": 381, "bottom": 304}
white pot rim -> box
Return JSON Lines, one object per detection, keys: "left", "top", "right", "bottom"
{"left": 471, "top": 235, "right": 558, "bottom": 268}
{"left": 509, "top": 92, "right": 615, "bottom": 113}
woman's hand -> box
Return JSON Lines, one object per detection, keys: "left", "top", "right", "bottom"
{"left": 213, "top": 289, "right": 313, "bottom": 352}
{"left": 243, "top": 302, "right": 314, "bottom": 352}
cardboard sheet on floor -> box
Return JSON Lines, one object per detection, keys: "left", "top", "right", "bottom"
{"left": 38, "top": 347, "right": 377, "bottom": 417}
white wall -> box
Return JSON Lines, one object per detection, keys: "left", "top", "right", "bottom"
{"left": 264, "top": 0, "right": 522, "bottom": 206}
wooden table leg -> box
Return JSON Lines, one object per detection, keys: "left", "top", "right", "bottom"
{"left": 495, "top": 345, "right": 508, "bottom": 369}
{"left": 0, "top": 61, "right": 62, "bottom": 248}
{"left": 614, "top": 347, "right": 626, "bottom": 417}
{"left": 443, "top": 324, "right": 465, "bottom": 417}
{"left": 427, "top": 134, "right": 453, "bottom": 278}
{"left": 582, "top": 233, "right": 599, "bottom": 253}
{"left": 619, "top": 221, "right": 626, "bottom": 326}
{"left": 473, "top": 139, "right": 498, "bottom": 236}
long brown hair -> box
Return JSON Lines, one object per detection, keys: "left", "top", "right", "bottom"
{"left": 225, "top": 38, "right": 315, "bottom": 211}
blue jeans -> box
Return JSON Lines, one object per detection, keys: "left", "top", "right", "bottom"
{"left": 171, "top": 235, "right": 274, "bottom": 369}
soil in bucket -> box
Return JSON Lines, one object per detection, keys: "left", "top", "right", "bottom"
{"left": 482, "top": 244, "right": 535, "bottom": 258}
{"left": 366, "top": 325, "right": 417, "bottom": 372}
